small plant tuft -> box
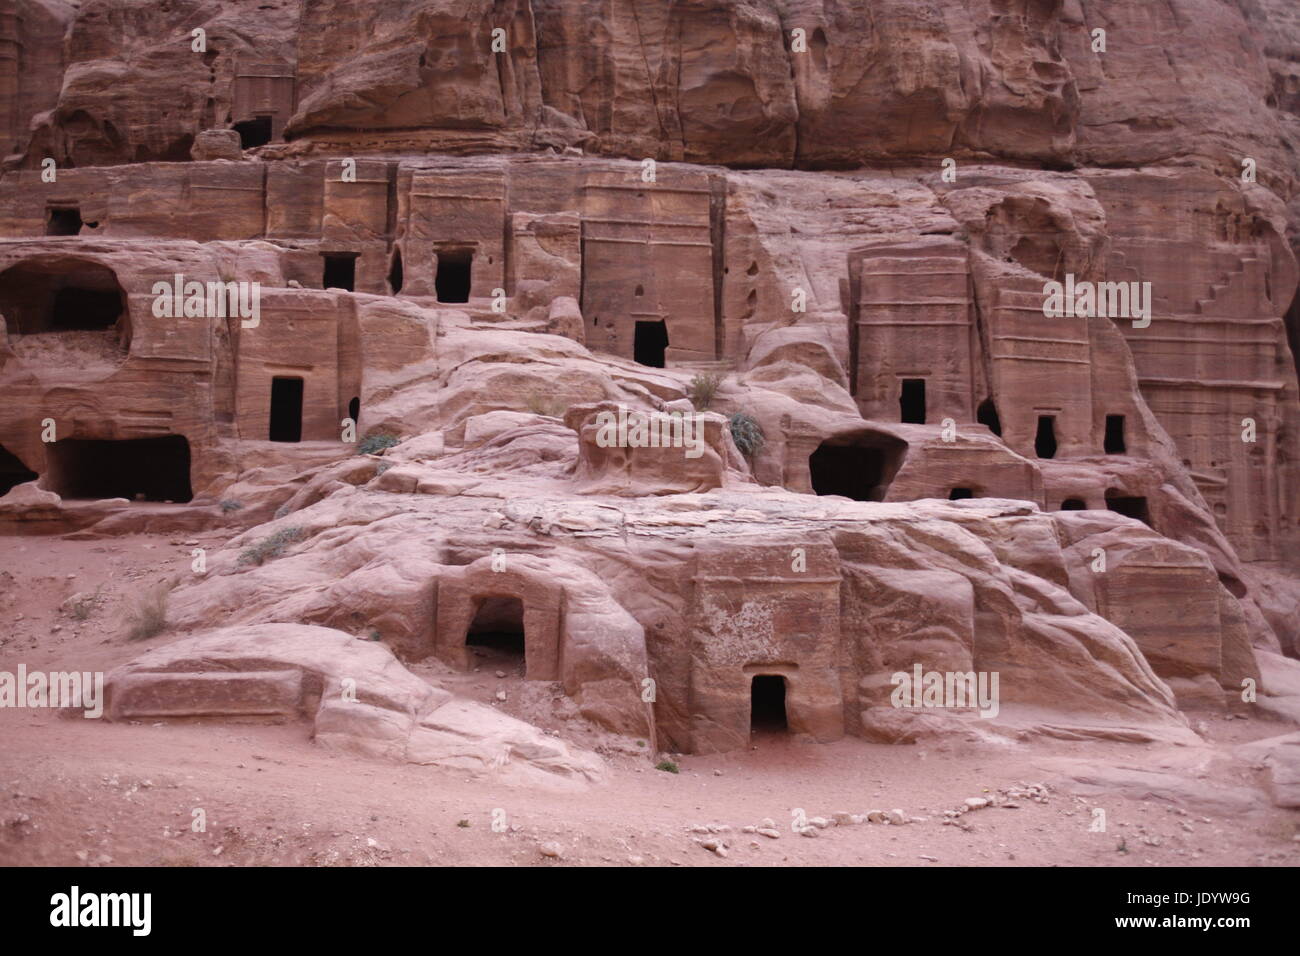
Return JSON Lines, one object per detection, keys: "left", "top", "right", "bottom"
{"left": 124, "top": 584, "right": 170, "bottom": 642}
{"left": 219, "top": 499, "right": 244, "bottom": 513}
{"left": 688, "top": 372, "right": 724, "bottom": 411}
{"left": 728, "top": 411, "right": 765, "bottom": 458}
{"left": 457, "top": 819, "right": 471, "bottom": 828}
{"left": 524, "top": 391, "right": 568, "bottom": 418}
{"left": 357, "top": 433, "right": 400, "bottom": 456}
{"left": 238, "top": 526, "right": 307, "bottom": 566}
{"left": 655, "top": 760, "right": 679, "bottom": 774}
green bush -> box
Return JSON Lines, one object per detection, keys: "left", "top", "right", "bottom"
{"left": 238, "top": 526, "right": 307, "bottom": 566}
{"left": 655, "top": 760, "right": 679, "bottom": 774}
{"left": 688, "top": 373, "right": 724, "bottom": 411}
{"left": 357, "top": 433, "right": 400, "bottom": 456}
{"left": 728, "top": 412, "right": 765, "bottom": 458}
{"left": 219, "top": 499, "right": 244, "bottom": 513}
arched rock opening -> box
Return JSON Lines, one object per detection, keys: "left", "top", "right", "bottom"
{"left": 0, "top": 258, "right": 130, "bottom": 349}
{"left": 809, "top": 429, "right": 907, "bottom": 501}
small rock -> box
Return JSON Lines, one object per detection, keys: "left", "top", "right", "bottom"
{"left": 539, "top": 842, "right": 563, "bottom": 859}
{"left": 964, "top": 797, "right": 990, "bottom": 810}
{"left": 756, "top": 827, "right": 781, "bottom": 840}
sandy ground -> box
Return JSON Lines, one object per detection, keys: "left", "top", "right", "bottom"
{"left": 2, "top": 532, "right": 1298, "bottom": 868}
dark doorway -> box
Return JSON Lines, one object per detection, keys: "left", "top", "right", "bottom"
{"left": 388, "top": 248, "right": 403, "bottom": 294}
{"left": 1060, "top": 498, "right": 1086, "bottom": 510}
{"left": 809, "top": 431, "right": 906, "bottom": 502}
{"left": 46, "top": 206, "right": 83, "bottom": 236}
{"left": 1104, "top": 414, "right": 1126, "bottom": 454}
{"left": 1106, "top": 493, "right": 1150, "bottom": 525}
{"left": 465, "top": 596, "right": 526, "bottom": 671}
{"left": 321, "top": 253, "right": 357, "bottom": 292}
{"left": 1035, "top": 415, "right": 1058, "bottom": 458}
{"left": 750, "top": 675, "right": 788, "bottom": 733}
{"left": 347, "top": 396, "right": 360, "bottom": 426}
{"left": 232, "top": 115, "right": 273, "bottom": 149}
{"left": 634, "top": 320, "right": 669, "bottom": 368}
{"left": 435, "top": 248, "right": 473, "bottom": 303}
{"left": 899, "top": 378, "right": 926, "bottom": 424}
{"left": 948, "top": 487, "right": 974, "bottom": 500}
{"left": 0, "top": 445, "right": 37, "bottom": 496}
{"left": 977, "top": 398, "right": 1002, "bottom": 437}
{"left": 269, "top": 377, "right": 304, "bottom": 443}
{"left": 45, "top": 436, "right": 192, "bottom": 502}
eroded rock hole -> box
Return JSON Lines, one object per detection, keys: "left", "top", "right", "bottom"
{"left": 809, "top": 432, "right": 905, "bottom": 501}
{"left": 977, "top": 398, "right": 1002, "bottom": 437}
{"left": 0, "top": 445, "right": 37, "bottom": 496}
{"left": 388, "top": 248, "right": 403, "bottom": 294}
{"left": 949, "top": 487, "right": 974, "bottom": 500}
{"left": 1060, "top": 498, "right": 1086, "bottom": 510}
{"left": 46, "top": 436, "right": 192, "bottom": 502}
{"left": 232, "top": 115, "right": 272, "bottom": 149}
{"left": 0, "top": 259, "right": 130, "bottom": 352}
{"left": 750, "top": 675, "right": 788, "bottom": 733}
{"left": 1106, "top": 493, "right": 1150, "bottom": 526}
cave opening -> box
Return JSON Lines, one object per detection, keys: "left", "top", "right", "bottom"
{"left": 1105, "top": 493, "right": 1150, "bottom": 526}
{"left": 388, "top": 248, "right": 403, "bottom": 294}
{"left": 899, "top": 378, "right": 926, "bottom": 424}
{"left": 0, "top": 445, "right": 37, "bottom": 497}
{"left": 232, "top": 115, "right": 272, "bottom": 149}
{"left": 750, "top": 675, "right": 788, "bottom": 733}
{"left": 1060, "top": 498, "right": 1087, "bottom": 510}
{"left": 949, "top": 487, "right": 975, "bottom": 500}
{"left": 809, "top": 430, "right": 907, "bottom": 502}
{"left": 347, "top": 396, "right": 360, "bottom": 427}
{"left": 0, "top": 258, "right": 129, "bottom": 341}
{"left": 435, "top": 248, "right": 473, "bottom": 303}
{"left": 634, "top": 320, "right": 669, "bottom": 368}
{"left": 45, "top": 436, "right": 192, "bottom": 502}
{"left": 269, "top": 377, "right": 304, "bottom": 443}
{"left": 977, "top": 398, "right": 1002, "bottom": 437}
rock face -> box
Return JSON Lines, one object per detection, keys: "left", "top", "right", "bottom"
{"left": 1, "top": 1, "right": 1298, "bottom": 760}
{"left": 104, "top": 623, "right": 605, "bottom": 787}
